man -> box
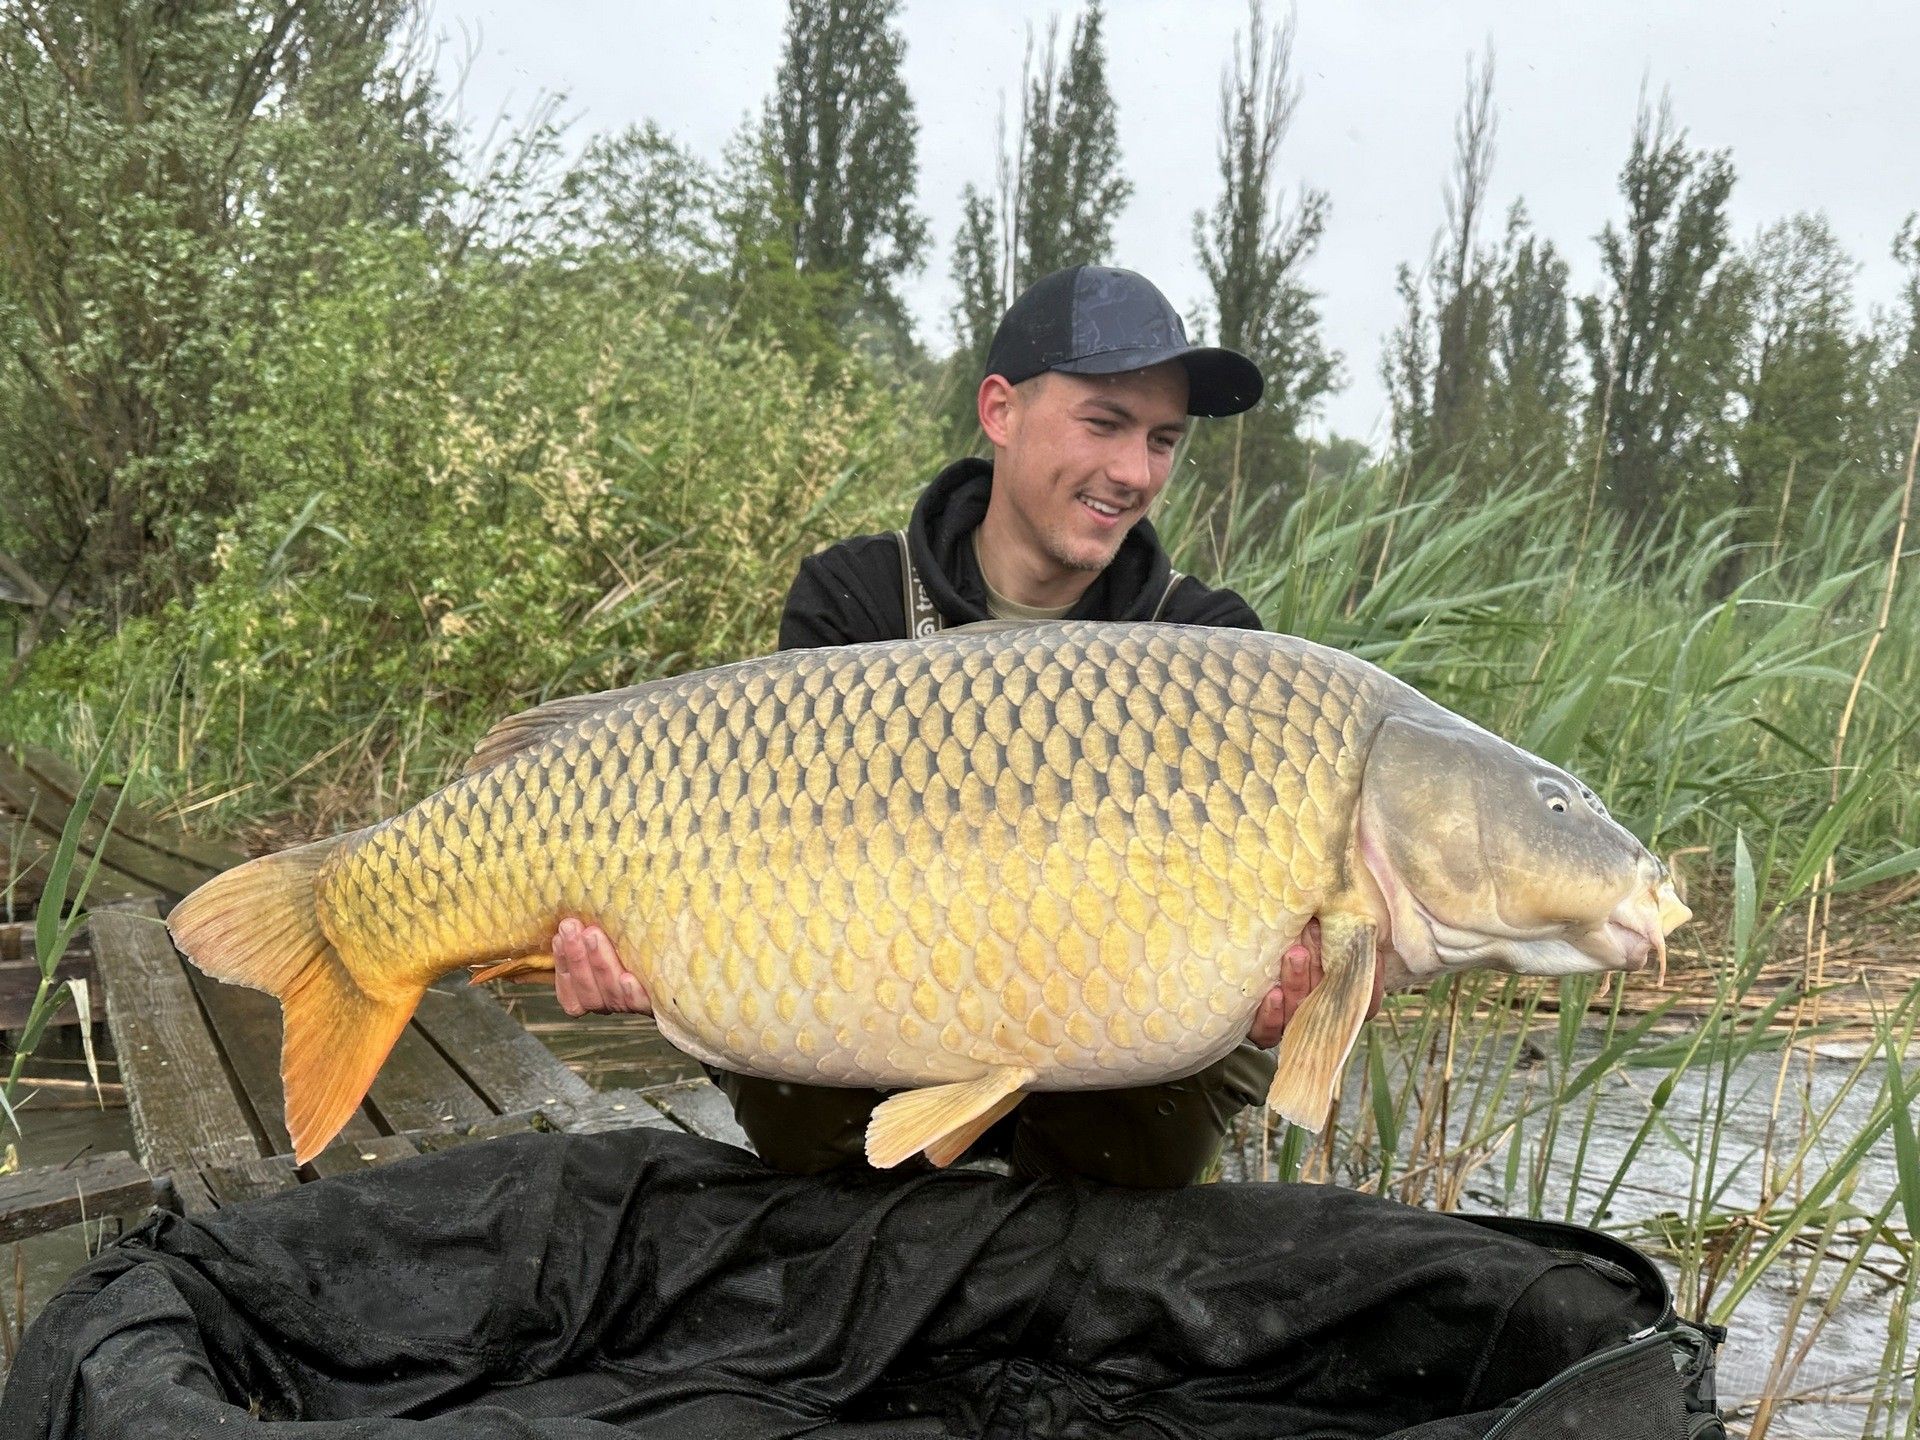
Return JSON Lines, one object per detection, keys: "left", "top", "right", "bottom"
{"left": 552, "top": 265, "right": 1374, "bottom": 1185}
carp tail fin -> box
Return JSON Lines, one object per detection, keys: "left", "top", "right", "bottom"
{"left": 167, "top": 834, "right": 420, "bottom": 1164}
{"left": 1267, "top": 914, "right": 1379, "bottom": 1133}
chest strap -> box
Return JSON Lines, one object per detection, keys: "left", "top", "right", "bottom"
{"left": 895, "top": 529, "right": 1186, "bottom": 637}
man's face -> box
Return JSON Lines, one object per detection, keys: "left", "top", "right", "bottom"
{"left": 986, "top": 363, "right": 1190, "bottom": 574}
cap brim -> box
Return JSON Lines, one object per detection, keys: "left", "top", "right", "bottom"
{"left": 1053, "top": 344, "right": 1265, "bottom": 418}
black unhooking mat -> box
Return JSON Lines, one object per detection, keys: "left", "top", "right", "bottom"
{"left": 1, "top": 1127, "right": 1725, "bottom": 1439}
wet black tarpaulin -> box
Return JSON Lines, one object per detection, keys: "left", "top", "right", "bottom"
{"left": 2, "top": 1126, "right": 1691, "bottom": 1438}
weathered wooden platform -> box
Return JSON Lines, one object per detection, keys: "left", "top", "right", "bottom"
{"left": 0, "top": 745, "right": 741, "bottom": 1242}
{"left": 1, "top": 744, "right": 241, "bottom": 912}
{"left": 85, "top": 900, "right": 678, "bottom": 1215}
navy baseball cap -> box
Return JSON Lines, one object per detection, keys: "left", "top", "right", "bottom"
{"left": 984, "top": 265, "right": 1266, "bottom": 418}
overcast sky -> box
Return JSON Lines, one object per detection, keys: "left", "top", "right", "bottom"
{"left": 427, "top": 1, "right": 1919, "bottom": 447}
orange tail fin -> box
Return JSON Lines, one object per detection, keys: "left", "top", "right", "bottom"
{"left": 166, "top": 835, "right": 420, "bottom": 1164}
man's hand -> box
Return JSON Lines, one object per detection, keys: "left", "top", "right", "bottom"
{"left": 552, "top": 918, "right": 653, "bottom": 1017}
{"left": 1244, "top": 919, "right": 1385, "bottom": 1049}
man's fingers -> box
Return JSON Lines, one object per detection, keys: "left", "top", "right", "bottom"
{"left": 1248, "top": 986, "right": 1288, "bottom": 1049}
{"left": 589, "top": 926, "right": 650, "bottom": 1014}
{"left": 562, "top": 918, "right": 612, "bottom": 1015}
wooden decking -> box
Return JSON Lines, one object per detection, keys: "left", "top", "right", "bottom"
{"left": 89, "top": 900, "right": 672, "bottom": 1214}
{"left": 0, "top": 743, "right": 745, "bottom": 1244}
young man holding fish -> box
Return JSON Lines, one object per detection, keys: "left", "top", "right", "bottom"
{"left": 554, "top": 265, "right": 1372, "bottom": 1186}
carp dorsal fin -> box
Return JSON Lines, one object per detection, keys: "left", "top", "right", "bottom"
{"left": 943, "top": 619, "right": 1048, "bottom": 635}
{"left": 464, "top": 688, "right": 648, "bottom": 776}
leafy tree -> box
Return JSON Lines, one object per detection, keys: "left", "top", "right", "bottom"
{"left": 766, "top": 0, "right": 927, "bottom": 336}
{"left": 561, "top": 122, "right": 726, "bottom": 274}
{"left": 1191, "top": 0, "right": 1339, "bottom": 498}
{"left": 1383, "top": 51, "right": 1499, "bottom": 472}
{"left": 1016, "top": 2, "right": 1132, "bottom": 286}
{"left": 1576, "top": 93, "right": 1750, "bottom": 531}
{"left": 1481, "top": 205, "right": 1580, "bottom": 479}
{"left": 0, "top": 0, "right": 452, "bottom": 618}
{"left": 1732, "top": 214, "right": 1865, "bottom": 553}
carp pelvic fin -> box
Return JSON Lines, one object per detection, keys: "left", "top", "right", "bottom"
{"left": 1267, "top": 913, "right": 1379, "bottom": 1133}
{"left": 465, "top": 687, "right": 650, "bottom": 776}
{"left": 468, "top": 954, "right": 556, "bottom": 985}
{"left": 167, "top": 836, "right": 421, "bottom": 1165}
{"left": 866, "top": 1067, "right": 1034, "bottom": 1169}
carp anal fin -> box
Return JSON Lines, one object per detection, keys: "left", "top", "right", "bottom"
{"left": 1267, "top": 913, "right": 1378, "bottom": 1132}
{"left": 168, "top": 835, "right": 422, "bottom": 1165}
{"left": 866, "top": 1067, "right": 1034, "bottom": 1169}
{"left": 465, "top": 688, "right": 651, "bottom": 776}
{"left": 468, "top": 954, "right": 555, "bottom": 985}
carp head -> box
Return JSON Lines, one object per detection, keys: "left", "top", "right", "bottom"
{"left": 1353, "top": 714, "right": 1690, "bottom": 985}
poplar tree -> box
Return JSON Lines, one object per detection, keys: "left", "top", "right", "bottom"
{"left": 1862, "top": 215, "right": 1920, "bottom": 482}
{"left": 1733, "top": 214, "right": 1864, "bottom": 549}
{"left": 945, "top": 4, "right": 1131, "bottom": 442}
{"left": 1191, "top": 1, "right": 1338, "bottom": 494}
{"left": 767, "top": 0, "right": 928, "bottom": 331}
{"left": 1016, "top": 2, "right": 1132, "bottom": 286}
{"left": 1482, "top": 206, "right": 1579, "bottom": 479}
{"left": 1383, "top": 51, "right": 1499, "bottom": 471}
{"left": 1576, "top": 94, "right": 1750, "bottom": 531}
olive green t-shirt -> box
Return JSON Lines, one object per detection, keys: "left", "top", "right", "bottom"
{"left": 973, "top": 531, "right": 1077, "bottom": 622}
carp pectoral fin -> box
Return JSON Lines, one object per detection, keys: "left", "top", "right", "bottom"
{"left": 468, "top": 954, "right": 556, "bottom": 985}
{"left": 866, "top": 1067, "right": 1035, "bottom": 1170}
{"left": 1267, "top": 913, "right": 1378, "bottom": 1133}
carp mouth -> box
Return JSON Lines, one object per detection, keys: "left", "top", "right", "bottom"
{"left": 1357, "top": 818, "right": 1692, "bottom": 981}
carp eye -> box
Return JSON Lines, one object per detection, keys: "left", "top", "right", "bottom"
{"left": 1537, "top": 779, "right": 1570, "bottom": 813}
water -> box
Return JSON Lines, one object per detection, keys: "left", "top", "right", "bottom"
{"left": 4, "top": 1087, "right": 143, "bottom": 1361}
{"left": 1224, "top": 1031, "right": 1915, "bottom": 1439}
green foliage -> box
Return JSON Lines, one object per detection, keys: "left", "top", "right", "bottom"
{"left": 1155, "top": 453, "right": 1919, "bottom": 867}
{"left": 1576, "top": 93, "right": 1751, "bottom": 533}
{"left": 767, "top": 0, "right": 928, "bottom": 341}
{"left": 3, "top": 232, "right": 945, "bottom": 828}
{"left": 0, "top": 0, "right": 454, "bottom": 616}
{"left": 1190, "top": 0, "right": 1340, "bottom": 503}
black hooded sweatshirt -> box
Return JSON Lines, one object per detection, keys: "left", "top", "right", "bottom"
{"left": 776, "top": 458, "right": 1262, "bottom": 650}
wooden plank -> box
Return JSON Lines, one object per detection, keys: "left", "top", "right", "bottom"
{"left": 10, "top": 746, "right": 243, "bottom": 876}
{"left": 91, "top": 904, "right": 262, "bottom": 1174}
{"left": 179, "top": 967, "right": 295, "bottom": 1156}
{"left": 0, "top": 1151, "right": 157, "bottom": 1245}
{"left": 0, "top": 950, "right": 94, "bottom": 1029}
{"left": 639, "top": 1080, "right": 752, "bottom": 1149}
{"left": 363, "top": 1024, "right": 496, "bottom": 1134}
{"left": 305, "top": 1132, "right": 419, "bottom": 1179}
{"left": 412, "top": 979, "right": 599, "bottom": 1116}
{"left": 0, "top": 754, "right": 204, "bottom": 901}
{"left": 552, "top": 1088, "right": 677, "bottom": 1136}
{"left": 201, "top": 1155, "right": 300, "bottom": 1207}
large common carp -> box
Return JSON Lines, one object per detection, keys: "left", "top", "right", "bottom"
{"left": 169, "top": 621, "right": 1689, "bottom": 1168}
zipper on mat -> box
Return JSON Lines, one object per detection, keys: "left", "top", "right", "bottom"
{"left": 1481, "top": 1333, "right": 1677, "bottom": 1440}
